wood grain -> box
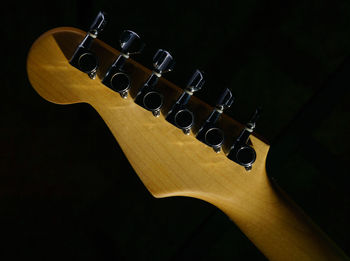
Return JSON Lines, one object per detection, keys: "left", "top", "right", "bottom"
{"left": 26, "top": 27, "right": 349, "bottom": 261}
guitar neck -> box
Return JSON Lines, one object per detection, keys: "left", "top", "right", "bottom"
{"left": 209, "top": 170, "right": 349, "bottom": 261}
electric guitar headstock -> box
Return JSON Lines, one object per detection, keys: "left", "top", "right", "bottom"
{"left": 27, "top": 11, "right": 270, "bottom": 206}
{"left": 27, "top": 12, "right": 350, "bottom": 261}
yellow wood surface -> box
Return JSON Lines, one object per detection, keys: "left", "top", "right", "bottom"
{"left": 26, "top": 27, "right": 349, "bottom": 261}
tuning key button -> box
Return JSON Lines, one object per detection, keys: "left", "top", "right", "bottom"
{"left": 166, "top": 70, "right": 204, "bottom": 134}
{"left": 88, "top": 11, "right": 108, "bottom": 37}
{"left": 134, "top": 49, "right": 174, "bottom": 116}
{"left": 102, "top": 30, "right": 144, "bottom": 98}
{"left": 120, "top": 30, "right": 145, "bottom": 55}
{"left": 196, "top": 88, "right": 234, "bottom": 152}
{"left": 227, "top": 108, "right": 261, "bottom": 171}
{"left": 70, "top": 11, "right": 107, "bottom": 79}
{"left": 153, "top": 49, "right": 175, "bottom": 74}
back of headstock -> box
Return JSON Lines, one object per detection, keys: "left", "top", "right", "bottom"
{"left": 26, "top": 11, "right": 270, "bottom": 205}
{"left": 27, "top": 11, "right": 350, "bottom": 261}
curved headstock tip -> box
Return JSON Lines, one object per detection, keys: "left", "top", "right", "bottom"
{"left": 26, "top": 27, "right": 96, "bottom": 105}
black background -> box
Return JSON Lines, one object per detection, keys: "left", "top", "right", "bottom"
{"left": 2, "top": 0, "right": 350, "bottom": 260}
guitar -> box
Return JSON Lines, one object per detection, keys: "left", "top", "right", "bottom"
{"left": 26, "top": 12, "right": 349, "bottom": 261}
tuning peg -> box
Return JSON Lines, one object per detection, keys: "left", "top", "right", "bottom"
{"left": 166, "top": 70, "right": 204, "bottom": 134}
{"left": 134, "top": 49, "right": 175, "bottom": 117}
{"left": 102, "top": 30, "right": 145, "bottom": 98}
{"left": 227, "top": 108, "right": 261, "bottom": 171}
{"left": 196, "top": 88, "right": 234, "bottom": 152}
{"left": 69, "top": 11, "right": 108, "bottom": 79}
{"left": 153, "top": 49, "right": 175, "bottom": 74}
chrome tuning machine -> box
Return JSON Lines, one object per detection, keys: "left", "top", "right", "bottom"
{"left": 102, "top": 30, "right": 145, "bottom": 98}
{"left": 134, "top": 49, "right": 175, "bottom": 117}
{"left": 227, "top": 108, "right": 261, "bottom": 171}
{"left": 166, "top": 70, "right": 204, "bottom": 134}
{"left": 70, "top": 11, "right": 107, "bottom": 79}
{"left": 196, "top": 88, "right": 234, "bottom": 153}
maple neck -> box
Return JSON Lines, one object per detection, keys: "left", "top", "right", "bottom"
{"left": 208, "top": 171, "right": 349, "bottom": 261}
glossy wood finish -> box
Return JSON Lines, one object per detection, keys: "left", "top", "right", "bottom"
{"left": 27, "top": 27, "right": 349, "bottom": 261}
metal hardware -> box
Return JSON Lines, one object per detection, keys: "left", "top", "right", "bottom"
{"left": 152, "top": 49, "right": 175, "bottom": 74}
{"left": 166, "top": 70, "right": 204, "bottom": 134}
{"left": 196, "top": 88, "right": 234, "bottom": 152}
{"left": 143, "top": 91, "right": 163, "bottom": 117}
{"left": 227, "top": 108, "right": 261, "bottom": 171}
{"left": 102, "top": 30, "right": 145, "bottom": 98}
{"left": 69, "top": 11, "right": 107, "bottom": 79}
{"left": 134, "top": 49, "right": 174, "bottom": 116}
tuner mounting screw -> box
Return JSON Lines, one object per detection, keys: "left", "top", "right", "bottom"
{"left": 152, "top": 109, "right": 161, "bottom": 117}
